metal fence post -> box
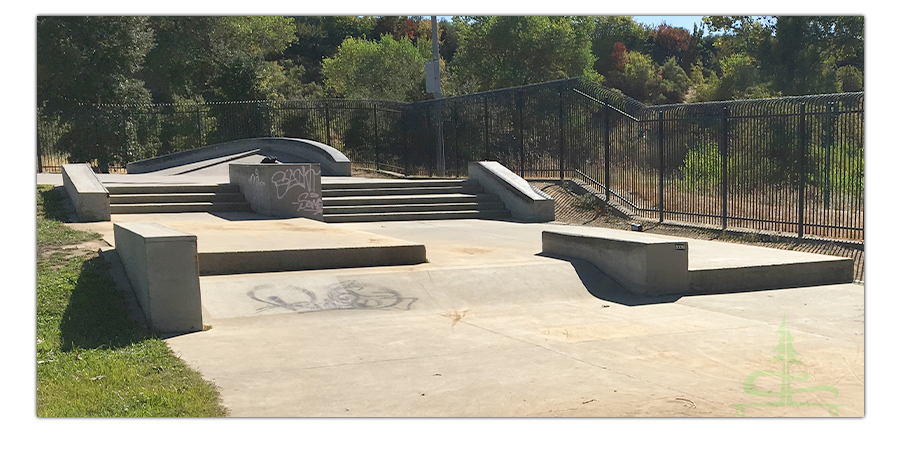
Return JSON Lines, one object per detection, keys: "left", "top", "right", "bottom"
{"left": 196, "top": 105, "right": 203, "bottom": 147}
{"left": 798, "top": 102, "right": 807, "bottom": 238}
{"left": 658, "top": 110, "right": 664, "bottom": 223}
{"left": 604, "top": 96, "right": 611, "bottom": 202}
{"left": 373, "top": 103, "right": 380, "bottom": 172}
{"left": 517, "top": 90, "right": 525, "bottom": 177}
{"left": 324, "top": 101, "right": 331, "bottom": 146}
{"left": 825, "top": 101, "right": 835, "bottom": 209}
{"left": 483, "top": 96, "right": 489, "bottom": 160}
{"left": 559, "top": 87, "right": 565, "bottom": 182}
{"left": 721, "top": 105, "right": 729, "bottom": 230}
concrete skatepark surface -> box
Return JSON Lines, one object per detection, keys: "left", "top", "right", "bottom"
{"left": 38, "top": 171, "right": 864, "bottom": 417}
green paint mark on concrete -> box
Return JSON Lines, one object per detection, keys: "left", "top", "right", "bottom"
{"left": 733, "top": 315, "right": 840, "bottom": 416}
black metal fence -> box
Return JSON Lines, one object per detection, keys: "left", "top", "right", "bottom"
{"left": 37, "top": 78, "right": 863, "bottom": 241}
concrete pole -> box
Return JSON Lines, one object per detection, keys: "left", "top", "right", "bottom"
{"left": 431, "top": 16, "right": 445, "bottom": 177}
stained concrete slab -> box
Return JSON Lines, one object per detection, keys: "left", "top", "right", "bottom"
{"left": 162, "top": 219, "right": 863, "bottom": 417}
{"left": 39, "top": 170, "right": 863, "bottom": 417}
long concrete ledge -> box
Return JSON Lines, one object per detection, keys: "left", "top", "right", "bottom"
{"left": 467, "top": 161, "right": 554, "bottom": 222}
{"left": 688, "top": 260, "right": 854, "bottom": 294}
{"left": 61, "top": 163, "right": 110, "bottom": 222}
{"left": 113, "top": 223, "right": 202, "bottom": 334}
{"left": 542, "top": 229, "right": 855, "bottom": 296}
{"left": 126, "top": 138, "right": 351, "bottom": 176}
{"left": 542, "top": 230, "right": 689, "bottom": 296}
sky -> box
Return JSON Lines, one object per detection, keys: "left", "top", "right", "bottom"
{"left": 632, "top": 15, "right": 705, "bottom": 30}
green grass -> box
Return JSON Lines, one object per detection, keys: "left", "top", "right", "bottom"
{"left": 36, "top": 185, "right": 227, "bottom": 417}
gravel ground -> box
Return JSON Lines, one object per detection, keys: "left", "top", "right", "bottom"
{"left": 534, "top": 181, "right": 865, "bottom": 283}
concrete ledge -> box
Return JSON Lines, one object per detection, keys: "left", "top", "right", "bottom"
{"left": 468, "top": 161, "right": 554, "bottom": 222}
{"left": 126, "top": 138, "right": 351, "bottom": 176}
{"left": 542, "top": 230, "right": 689, "bottom": 296}
{"left": 688, "top": 259, "right": 854, "bottom": 295}
{"left": 113, "top": 223, "right": 202, "bottom": 334}
{"left": 61, "top": 164, "right": 110, "bottom": 222}
{"left": 199, "top": 244, "right": 427, "bottom": 275}
{"left": 229, "top": 163, "right": 324, "bottom": 220}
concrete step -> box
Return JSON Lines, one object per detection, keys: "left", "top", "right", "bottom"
{"left": 322, "top": 185, "right": 482, "bottom": 198}
{"left": 110, "top": 192, "right": 246, "bottom": 204}
{"left": 323, "top": 193, "right": 499, "bottom": 206}
{"left": 324, "top": 210, "right": 511, "bottom": 223}
{"left": 321, "top": 179, "right": 473, "bottom": 190}
{"left": 104, "top": 183, "right": 242, "bottom": 195}
{"left": 323, "top": 202, "right": 506, "bottom": 215}
{"left": 110, "top": 202, "right": 251, "bottom": 214}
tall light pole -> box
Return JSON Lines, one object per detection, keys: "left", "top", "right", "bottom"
{"left": 427, "top": 16, "right": 445, "bottom": 177}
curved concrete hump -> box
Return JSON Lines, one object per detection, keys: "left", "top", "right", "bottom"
{"left": 126, "top": 138, "right": 352, "bottom": 176}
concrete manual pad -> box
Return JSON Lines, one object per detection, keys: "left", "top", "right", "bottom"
{"left": 83, "top": 212, "right": 426, "bottom": 274}
{"left": 164, "top": 219, "right": 864, "bottom": 417}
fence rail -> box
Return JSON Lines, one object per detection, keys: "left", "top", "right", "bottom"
{"left": 37, "top": 78, "right": 863, "bottom": 241}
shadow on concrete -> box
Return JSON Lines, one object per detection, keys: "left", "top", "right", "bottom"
{"left": 208, "top": 211, "right": 280, "bottom": 222}
{"left": 536, "top": 253, "right": 681, "bottom": 307}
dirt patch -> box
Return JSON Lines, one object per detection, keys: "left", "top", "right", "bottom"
{"left": 536, "top": 181, "right": 865, "bottom": 283}
{"left": 39, "top": 239, "right": 110, "bottom": 269}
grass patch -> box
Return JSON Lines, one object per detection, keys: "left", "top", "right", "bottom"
{"left": 36, "top": 185, "right": 226, "bottom": 417}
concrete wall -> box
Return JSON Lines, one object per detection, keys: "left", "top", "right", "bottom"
{"left": 468, "top": 161, "right": 554, "bottom": 222}
{"left": 542, "top": 230, "right": 689, "bottom": 296}
{"left": 229, "top": 163, "right": 324, "bottom": 221}
{"left": 61, "top": 163, "right": 110, "bottom": 222}
{"left": 113, "top": 223, "right": 202, "bottom": 334}
{"left": 126, "top": 137, "right": 351, "bottom": 176}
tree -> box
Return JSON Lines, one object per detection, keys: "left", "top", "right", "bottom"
{"left": 141, "top": 16, "right": 298, "bottom": 103}
{"left": 605, "top": 51, "right": 691, "bottom": 104}
{"left": 322, "top": 35, "right": 428, "bottom": 102}
{"left": 649, "top": 24, "right": 696, "bottom": 72}
{"left": 37, "top": 16, "right": 158, "bottom": 170}
{"left": 451, "top": 16, "right": 601, "bottom": 92}
{"left": 284, "top": 16, "right": 374, "bottom": 86}
{"left": 38, "top": 16, "right": 154, "bottom": 111}
{"left": 590, "top": 16, "right": 652, "bottom": 75}
{"left": 690, "top": 52, "right": 779, "bottom": 102}
{"left": 762, "top": 16, "right": 863, "bottom": 95}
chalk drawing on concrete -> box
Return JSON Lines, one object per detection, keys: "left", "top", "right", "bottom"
{"left": 247, "top": 280, "right": 416, "bottom": 314}
{"left": 324, "top": 280, "right": 417, "bottom": 310}
{"left": 731, "top": 315, "right": 841, "bottom": 416}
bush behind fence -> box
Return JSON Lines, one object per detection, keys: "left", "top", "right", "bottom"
{"left": 37, "top": 78, "right": 863, "bottom": 240}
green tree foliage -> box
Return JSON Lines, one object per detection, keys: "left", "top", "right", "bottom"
{"left": 37, "top": 16, "right": 158, "bottom": 170}
{"left": 591, "top": 16, "right": 652, "bottom": 75}
{"left": 690, "top": 53, "right": 779, "bottom": 102}
{"left": 700, "top": 16, "right": 863, "bottom": 97}
{"left": 322, "top": 35, "right": 427, "bottom": 102}
{"left": 37, "top": 16, "right": 154, "bottom": 111}
{"left": 451, "top": 16, "right": 601, "bottom": 92}
{"left": 142, "top": 16, "right": 298, "bottom": 103}
{"left": 762, "top": 16, "right": 863, "bottom": 95}
{"left": 284, "top": 16, "right": 375, "bottom": 86}
{"left": 606, "top": 51, "right": 691, "bottom": 104}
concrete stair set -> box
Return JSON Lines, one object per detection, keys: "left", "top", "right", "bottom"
{"left": 105, "top": 179, "right": 510, "bottom": 222}
{"left": 107, "top": 183, "right": 250, "bottom": 214}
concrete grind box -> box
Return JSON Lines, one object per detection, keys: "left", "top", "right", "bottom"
{"left": 113, "top": 223, "right": 202, "bottom": 334}
{"left": 229, "top": 163, "right": 324, "bottom": 221}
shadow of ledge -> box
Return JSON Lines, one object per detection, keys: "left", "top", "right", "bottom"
{"left": 536, "top": 253, "right": 682, "bottom": 307}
